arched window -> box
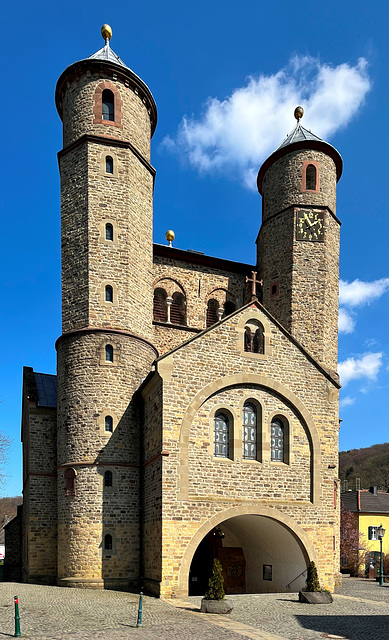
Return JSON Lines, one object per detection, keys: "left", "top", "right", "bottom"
{"left": 224, "top": 300, "right": 236, "bottom": 317}
{"left": 105, "top": 156, "right": 114, "bottom": 174}
{"left": 170, "top": 292, "right": 186, "bottom": 325}
{"left": 104, "top": 470, "right": 113, "bottom": 487}
{"left": 64, "top": 468, "right": 76, "bottom": 497}
{"left": 244, "top": 321, "right": 264, "bottom": 354}
{"left": 105, "top": 415, "right": 113, "bottom": 433}
{"left": 305, "top": 163, "right": 317, "bottom": 191}
{"left": 105, "top": 344, "right": 114, "bottom": 362}
{"left": 102, "top": 90, "right": 114, "bottom": 121}
{"left": 206, "top": 299, "right": 219, "bottom": 328}
{"left": 105, "top": 285, "right": 113, "bottom": 302}
{"left": 214, "top": 412, "right": 229, "bottom": 458}
{"left": 105, "top": 223, "right": 113, "bottom": 241}
{"left": 104, "top": 534, "right": 113, "bottom": 550}
{"left": 271, "top": 417, "right": 284, "bottom": 462}
{"left": 243, "top": 403, "right": 257, "bottom": 460}
{"left": 153, "top": 288, "right": 168, "bottom": 322}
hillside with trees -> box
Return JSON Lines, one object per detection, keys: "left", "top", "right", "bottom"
{"left": 0, "top": 496, "right": 22, "bottom": 527}
{"left": 340, "top": 443, "right": 389, "bottom": 491}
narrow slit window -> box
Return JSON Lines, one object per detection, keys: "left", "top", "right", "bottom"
{"left": 170, "top": 292, "right": 186, "bottom": 326}
{"left": 214, "top": 412, "right": 229, "bottom": 458}
{"left": 305, "top": 164, "right": 317, "bottom": 190}
{"left": 105, "top": 285, "right": 113, "bottom": 302}
{"left": 105, "top": 223, "right": 113, "bottom": 241}
{"left": 64, "top": 468, "right": 76, "bottom": 497}
{"left": 105, "top": 156, "right": 114, "bottom": 174}
{"left": 206, "top": 299, "right": 219, "bottom": 328}
{"left": 104, "top": 470, "right": 113, "bottom": 487}
{"left": 105, "top": 344, "right": 114, "bottom": 362}
{"left": 153, "top": 288, "right": 168, "bottom": 322}
{"left": 271, "top": 417, "right": 284, "bottom": 462}
{"left": 105, "top": 415, "right": 113, "bottom": 432}
{"left": 104, "top": 534, "right": 113, "bottom": 550}
{"left": 102, "top": 90, "right": 114, "bottom": 121}
{"left": 243, "top": 403, "right": 257, "bottom": 460}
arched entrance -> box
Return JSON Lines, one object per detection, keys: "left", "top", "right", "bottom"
{"left": 188, "top": 514, "right": 310, "bottom": 595}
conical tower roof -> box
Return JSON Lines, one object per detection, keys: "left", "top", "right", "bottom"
{"left": 257, "top": 108, "right": 342, "bottom": 194}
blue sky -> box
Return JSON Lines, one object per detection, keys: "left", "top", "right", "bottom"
{"left": 1, "top": 0, "right": 389, "bottom": 496}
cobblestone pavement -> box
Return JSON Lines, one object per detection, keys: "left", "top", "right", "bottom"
{"left": 1, "top": 578, "right": 389, "bottom": 640}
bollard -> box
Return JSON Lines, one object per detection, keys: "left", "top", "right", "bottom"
{"left": 136, "top": 591, "right": 143, "bottom": 627}
{"left": 14, "top": 596, "right": 21, "bottom": 638}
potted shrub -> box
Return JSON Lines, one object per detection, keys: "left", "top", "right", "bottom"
{"left": 200, "top": 558, "right": 233, "bottom": 614}
{"left": 299, "top": 561, "right": 333, "bottom": 604}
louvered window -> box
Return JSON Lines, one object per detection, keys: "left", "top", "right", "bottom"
{"left": 206, "top": 299, "right": 219, "bottom": 327}
{"left": 153, "top": 288, "right": 168, "bottom": 322}
{"left": 170, "top": 292, "right": 186, "bottom": 325}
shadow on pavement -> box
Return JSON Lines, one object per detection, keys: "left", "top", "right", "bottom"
{"left": 296, "top": 615, "right": 389, "bottom": 640}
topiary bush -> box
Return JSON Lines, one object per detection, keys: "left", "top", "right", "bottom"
{"left": 204, "top": 558, "right": 225, "bottom": 600}
{"left": 305, "top": 561, "right": 321, "bottom": 592}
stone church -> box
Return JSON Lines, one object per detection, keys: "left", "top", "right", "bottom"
{"left": 17, "top": 25, "right": 342, "bottom": 597}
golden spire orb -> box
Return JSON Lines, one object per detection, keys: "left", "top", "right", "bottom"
{"left": 165, "top": 230, "right": 175, "bottom": 247}
{"left": 294, "top": 106, "right": 304, "bottom": 121}
{"left": 101, "top": 24, "right": 113, "bottom": 41}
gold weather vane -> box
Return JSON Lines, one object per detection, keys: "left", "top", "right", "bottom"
{"left": 165, "top": 230, "right": 175, "bottom": 247}
{"left": 101, "top": 24, "right": 113, "bottom": 43}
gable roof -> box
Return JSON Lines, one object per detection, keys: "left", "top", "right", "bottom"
{"left": 155, "top": 298, "right": 340, "bottom": 388}
{"left": 342, "top": 490, "right": 389, "bottom": 513}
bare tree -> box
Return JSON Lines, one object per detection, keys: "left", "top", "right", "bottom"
{"left": 0, "top": 431, "right": 11, "bottom": 489}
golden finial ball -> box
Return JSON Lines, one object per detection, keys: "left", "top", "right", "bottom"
{"left": 294, "top": 106, "right": 304, "bottom": 121}
{"left": 165, "top": 230, "right": 175, "bottom": 243}
{"left": 101, "top": 24, "right": 113, "bottom": 40}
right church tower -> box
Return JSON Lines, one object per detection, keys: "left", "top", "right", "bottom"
{"left": 257, "top": 107, "right": 342, "bottom": 373}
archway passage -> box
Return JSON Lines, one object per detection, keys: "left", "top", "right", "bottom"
{"left": 188, "top": 514, "right": 309, "bottom": 595}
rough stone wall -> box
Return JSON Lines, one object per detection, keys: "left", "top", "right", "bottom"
{"left": 56, "top": 331, "right": 156, "bottom": 586}
{"left": 258, "top": 150, "right": 339, "bottom": 371}
{"left": 21, "top": 406, "right": 57, "bottom": 582}
{"left": 4, "top": 505, "right": 22, "bottom": 582}
{"left": 145, "top": 305, "right": 339, "bottom": 597}
{"left": 60, "top": 72, "right": 152, "bottom": 160}
{"left": 152, "top": 256, "right": 248, "bottom": 354}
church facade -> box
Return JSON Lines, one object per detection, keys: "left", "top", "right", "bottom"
{"left": 18, "top": 26, "right": 342, "bottom": 597}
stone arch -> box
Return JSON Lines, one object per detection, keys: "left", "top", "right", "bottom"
{"left": 153, "top": 277, "right": 186, "bottom": 299}
{"left": 178, "top": 503, "right": 319, "bottom": 596}
{"left": 178, "top": 373, "right": 321, "bottom": 504}
{"left": 206, "top": 287, "right": 234, "bottom": 308}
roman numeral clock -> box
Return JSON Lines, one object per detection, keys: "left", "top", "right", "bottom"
{"left": 296, "top": 211, "right": 325, "bottom": 241}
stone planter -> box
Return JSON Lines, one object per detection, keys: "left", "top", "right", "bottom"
{"left": 200, "top": 598, "right": 233, "bottom": 614}
{"left": 299, "top": 590, "right": 333, "bottom": 604}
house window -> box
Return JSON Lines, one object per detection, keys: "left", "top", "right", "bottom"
{"left": 305, "top": 164, "right": 317, "bottom": 190}
{"left": 105, "top": 415, "right": 113, "bottom": 432}
{"left": 368, "top": 526, "right": 378, "bottom": 541}
{"left": 102, "top": 90, "right": 114, "bottom": 121}
{"left": 104, "top": 534, "right": 113, "bottom": 550}
{"left": 271, "top": 417, "right": 284, "bottom": 461}
{"left": 105, "top": 344, "right": 114, "bottom": 362}
{"left": 243, "top": 403, "right": 256, "bottom": 460}
{"left": 214, "top": 412, "right": 229, "bottom": 458}
{"left": 105, "top": 156, "right": 114, "bottom": 174}
{"left": 244, "top": 321, "right": 264, "bottom": 354}
{"left": 104, "top": 470, "right": 113, "bottom": 487}
{"left": 170, "top": 291, "right": 186, "bottom": 325}
{"left": 206, "top": 299, "right": 219, "bottom": 328}
{"left": 64, "top": 468, "right": 76, "bottom": 497}
{"left": 105, "top": 223, "right": 113, "bottom": 241}
{"left": 153, "top": 288, "right": 168, "bottom": 322}
{"left": 105, "top": 285, "right": 113, "bottom": 302}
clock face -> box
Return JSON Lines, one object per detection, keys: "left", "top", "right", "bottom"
{"left": 296, "top": 210, "right": 325, "bottom": 242}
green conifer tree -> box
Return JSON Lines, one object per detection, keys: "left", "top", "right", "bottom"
{"left": 205, "top": 558, "right": 225, "bottom": 600}
{"left": 305, "top": 561, "right": 321, "bottom": 592}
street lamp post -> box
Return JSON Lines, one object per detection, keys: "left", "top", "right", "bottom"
{"left": 377, "top": 524, "right": 386, "bottom": 586}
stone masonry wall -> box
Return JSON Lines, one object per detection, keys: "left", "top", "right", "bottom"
{"left": 146, "top": 305, "right": 339, "bottom": 597}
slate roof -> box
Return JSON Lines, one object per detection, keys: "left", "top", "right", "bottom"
{"left": 276, "top": 122, "right": 323, "bottom": 150}
{"left": 88, "top": 42, "right": 128, "bottom": 69}
{"left": 34, "top": 373, "right": 57, "bottom": 408}
{"left": 341, "top": 490, "right": 389, "bottom": 513}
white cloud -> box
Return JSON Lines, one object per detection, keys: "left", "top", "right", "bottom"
{"left": 340, "top": 396, "right": 356, "bottom": 408}
{"left": 339, "top": 278, "right": 389, "bottom": 307}
{"left": 163, "top": 55, "right": 370, "bottom": 189}
{"left": 338, "top": 352, "right": 383, "bottom": 387}
{"left": 338, "top": 308, "right": 355, "bottom": 334}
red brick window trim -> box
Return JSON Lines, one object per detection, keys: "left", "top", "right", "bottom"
{"left": 93, "top": 81, "right": 123, "bottom": 130}
{"left": 302, "top": 161, "right": 319, "bottom": 193}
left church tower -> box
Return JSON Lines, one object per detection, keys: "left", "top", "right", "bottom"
{"left": 54, "top": 25, "right": 158, "bottom": 589}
